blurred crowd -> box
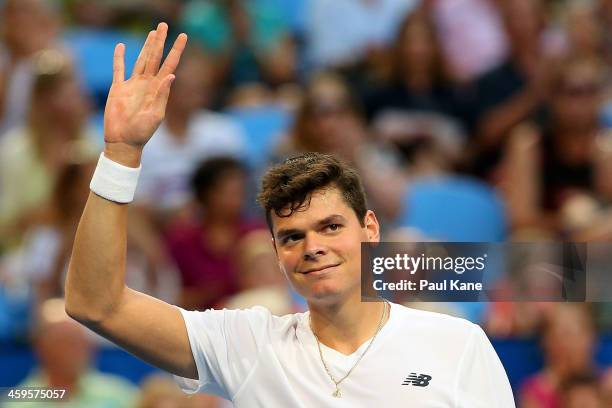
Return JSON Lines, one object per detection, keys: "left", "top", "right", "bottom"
{"left": 1, "top": 0, "right": 612, "bottom": 406}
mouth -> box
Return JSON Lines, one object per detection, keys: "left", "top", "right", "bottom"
{"left": 299, "top": 263, "right": 341, "bottom": 275}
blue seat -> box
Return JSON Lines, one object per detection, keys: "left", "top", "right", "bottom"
{"left": 226, "top": 105, "right": 293, "bottom": 169}
{"left": 64, "top": 29, "right": 144, "bottom": 109}
{"left": 398, "top": 176, "right": 508, "bottom": 242}
{"left": 396, "top": 176, "right": 508, "bottom": 322}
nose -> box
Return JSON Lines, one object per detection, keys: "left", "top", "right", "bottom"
{"left": 303, "top": 232, "right": 327, "bottom": 261}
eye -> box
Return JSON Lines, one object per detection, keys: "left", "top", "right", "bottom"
{"left": 282, "top": 234, "right": 303, "bottom": 245}
{"left": 325, "top": 224, "right": 342, "bottom": 232}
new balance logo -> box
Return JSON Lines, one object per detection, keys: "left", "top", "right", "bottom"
{"left": 402, "top": 373, "right": 432, "bottom": 387}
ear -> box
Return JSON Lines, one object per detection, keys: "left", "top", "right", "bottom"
{"left": 363, "top": 210, "right": 380, "bottom": 243}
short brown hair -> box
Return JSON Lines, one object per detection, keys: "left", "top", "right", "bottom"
{"left": 257, "top": 152, "right": 368, "bottom": 233}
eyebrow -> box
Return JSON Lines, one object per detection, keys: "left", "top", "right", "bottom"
{"left": 275, "top": 214, "right": 347, "bottom": 241}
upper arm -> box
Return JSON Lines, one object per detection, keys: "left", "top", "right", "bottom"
{"left": 84, "top": 287, "right": 198, "bottom": 380}
{"left": 454, "top": 325, "right": 516, "bottom": 408}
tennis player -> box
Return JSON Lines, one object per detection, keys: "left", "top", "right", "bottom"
{"left": 65, "top": 23, "right": 515, "bottom": 407}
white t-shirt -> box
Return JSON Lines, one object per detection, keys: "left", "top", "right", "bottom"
{"left": 136, "top": 111, "right": 246, "bottom": 210}
{"left": 174, "top": 302, "right": 515, "bottom": 407}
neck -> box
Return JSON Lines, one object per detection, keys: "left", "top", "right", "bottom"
{"left": 308, "top": 293, "right": 388, "bottom": 355}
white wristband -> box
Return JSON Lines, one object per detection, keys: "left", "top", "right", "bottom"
{"left": 90, "top": 152, "right": 141, "bottom": 203}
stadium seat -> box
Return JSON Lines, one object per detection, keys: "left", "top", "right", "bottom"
{"left": 225, "top": 105, "right": 293, "bottom": 169}
{"left": 398, "top": 175, "right": 508, "bottom": 242}
{"left": 63, "top": 29, "right": 144, "bottom": 109}
{"left": 396, "top": 176, "right": 508, "bottom": 322}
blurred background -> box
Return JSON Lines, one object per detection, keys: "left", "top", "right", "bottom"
{"left": 0, "top": 0, "right": 612, "bottom": 406}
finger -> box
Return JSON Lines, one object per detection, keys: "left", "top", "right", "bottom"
{"left": 153, "top": 74, "right": 176, "bottom": 116}
{"left": 158, "top": 33, "right": 188, "bottom": 78}
{"left": 145, "top": 22, "right": 168, "bottom": 75}
{"left": 133, "top": 30, "right": 156, "bottom": 76}
{"left": 112, "top": 43, "right": 125, "bottom": 84}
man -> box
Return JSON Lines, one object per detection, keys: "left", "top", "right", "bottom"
{"left": 6, "top": 298, "right": 136, "bottom": 408}
{"left": 65, "top": 23, "right": 515, "bottom": 406}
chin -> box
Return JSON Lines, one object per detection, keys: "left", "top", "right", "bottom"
{"left": 303, "top": 281, "right": 348, "bottom": 302}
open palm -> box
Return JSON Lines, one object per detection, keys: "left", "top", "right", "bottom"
{"left": 104, "top": 23, "right": 187, "bottom": 147}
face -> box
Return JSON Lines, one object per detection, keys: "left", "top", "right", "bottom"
{"left": 271, "top": 188, "right": 379, "bottom": 304}
{"left": 553, "top": 62, "right": 602, "bottom": 129}
{"left": 168, "top": 57, "right": 215, "bottom": 114}
{"left": 544, "top": 306, "right": 594, "bottom": 372}
{"left": 303, "top": 78, "right": 356, "bottom": 152}
{"left": 1, "top": 0, "right": 58, "bottom": 55}
{"left": 237, "top": 230, "right": 284, "bottom": 290}
{"left": 37, "top": 320, "right": 92, "bottom": 378}
{"left": 202, "top": 170, "right": 246, "bottom": 219}
{"left": 37, "top": 74, "right": 90, "bottom": 133}
{"left": 564, "top": 385, "right": 601, "bottom": 408}
{"left": 400, "top": 20, "right": 435, "bottom": 73}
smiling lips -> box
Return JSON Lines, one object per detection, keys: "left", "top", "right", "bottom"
{"left": 299, "top": 263, "right": 341, "bottom": 274}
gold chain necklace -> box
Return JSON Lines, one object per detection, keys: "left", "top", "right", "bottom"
{"left": 309, "top": 301, "right": 389, "bottom": 398}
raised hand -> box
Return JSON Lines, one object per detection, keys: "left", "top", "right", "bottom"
{"left": 103, "top": 23, "right": 187, "bottom": 166}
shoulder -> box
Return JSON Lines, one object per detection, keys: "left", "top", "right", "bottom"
{"left": 179, "top": 306, "right": 304, "bottom": 342}
{"left": 391, "top": 302, "right": 479, "bottom": 342}
{"left": 193, "top": 111, "right": 242, "bottom": 134}
{"left": 0, "top": 126, "right": 29, "bottom": 152}
{"left": 0, "top": 127, "right": 32, "bottom": 171}
{"left": 193, "top": 306, "right": 303, "bottom": 327}
{"left": 191, "top": 112, "right": 246, "bottom": 152}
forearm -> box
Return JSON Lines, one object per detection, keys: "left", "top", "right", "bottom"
{"left": 477, "top": 89, "right": 540, "bottom": 150}
{"left": 65, "top": 146, "right": 142, "bottom": 322}
{"left": 65, "top": 192, "right": 129, "bottom": 322}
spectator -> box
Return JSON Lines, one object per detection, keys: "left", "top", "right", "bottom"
{"left": 597, "top": 0, "right": 612, "bottom": 65}
{"left": 5, "top": 160, "right": 95, "bottom": 302}
{"left": 0, "top": 50, "right": 98, "bottom": 250}
{"left": 362, "top": 8, "right": 459, "bottom": 122}
{"left": 431, "top": 0, "right": 509, "bottom": 82}
{"left": 4, "top": 298, "right": 137, "bottom": 408}
{"left": 273, "top": 72, "right": 407, "bottom": 221}
{"left": 136, "top": 375, "right": 193, "bottom": 408}
{"left": 166, "top": 157, "right": 262, "bottom": 310}
{"left": 129, "top": 49, "right": 247, "bottom": 294}
{"left": 520, "top": 304, "right": 597, "bottom": 408}
{"left": 361, "top": 7, "right": 467, "bottom": 172}
{"left": 180, "top": 0, "right": 292, "bottom": 90}
{"left": 463, "top": 0, "right": 560, "bottom": 179}
{"left": 560, "top": 134, "right": 612, "bottom": 240}
{"left": 305, "top": 0, "right": 419, "bottom": 70}
{"left": 562, "top": 0, "right": 603, "bottom": 60}
{"left": 223, "top": 229, "right": 296, "bottom": 315}
{"left": 560, "top": 374, "right": 603, "bottom": 408}
{"left": 135, "top": 48, "right": 246, "bottom": 218}
{"left": 65, "top": 0, "right": 117, "bottom": 28}
{"left": 601, "top": 367, "right": 612, "bottom": 407}
{"left": 136, "top": 374, "right": 224, "bottom": 407}
{"left": 0, "top": 0, "right": 63, "bottom": 136}
{"left": 499, "top": 56, "right": 605, "bottom": 232}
